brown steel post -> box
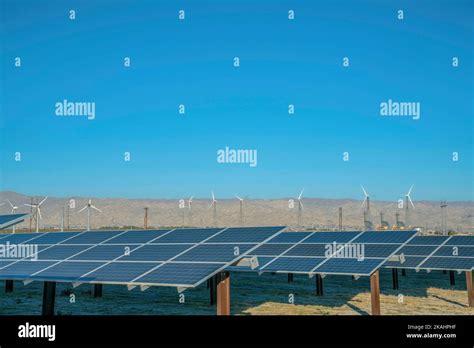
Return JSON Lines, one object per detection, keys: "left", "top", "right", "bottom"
{"left": 466, "top": 271, "right": 473, "bottom": 308}
{"left": 216, "top": 271, "right": 230, "bottom": 315}
{"left": 370, "top": 271, "right": 381, "bottom": 315}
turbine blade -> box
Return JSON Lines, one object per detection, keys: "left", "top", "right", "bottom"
{"left": 361, "top": 185, "right": 368, "bottom": 197}
{"left": 91, "top": 205, "right": 102, "bottom": 213}
{"left": 78, "top": 206, "right": 88, "bottom": 213}
{"left": 0, "top": 202, "right": 4, "bottom": 206}
{"left": 24, "top": 204, "right": 34, "bottom": 207}
{"left": 361, "top": 197, "right": 367, "bottom": 208}
{"left": 39, "top": 196, "right": 48, "bottom": 206}
{"left": 235, "top": 194, "right": 243, "bottom": 201}
{"left": 299, "top": 200, "right": 304, "bottom": 209}
{"left": 37, "top": 208, "right": 42, "bottom": 220}
{"left": 408, "top": 196, "right": 415, "bottom": 209}
{"left": 7, "top": 199, "right": 14, "bottom": 208}
{"left": 407, "top": 184, "right": 414, "bottom": 196}
{"left": 298, "top": 189, "right": 304, "bottom": 200}
{"left": 211, "top": 191, "right": 215, "bottom": 200}
{"left": 188, "top": 196, "right": 193, "bottom": 202}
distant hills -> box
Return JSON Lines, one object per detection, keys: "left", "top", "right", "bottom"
{"left": 0, "top": 191, "right": 472, "bottom": 233}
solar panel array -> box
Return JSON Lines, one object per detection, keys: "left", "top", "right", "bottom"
{"left": 0, "top": 226, "right": 286, "bottom": 288}
{"left": 384, "top": 235, "right": 474, "bottom": 271}
{"left": 230, "top": 230, "right": 417, "bottom": 276}
{"left": 0, "top": 214, "right": 29, "bottom": 230}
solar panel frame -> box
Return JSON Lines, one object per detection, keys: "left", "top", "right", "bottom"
{"left": 0, "top": 214, "right": 30, "bottom": 230}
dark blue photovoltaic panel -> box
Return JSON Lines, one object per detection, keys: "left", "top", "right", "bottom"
{"left": 250, "top": 244, "right": 293, "bottom": 256}
{"left": 434, "top": 246, "right": 474, "bottom": 257}
{"left": 267, "top": 232, "right": 311, "bottom": 243}
{"left": 445, "top": 236, "right": 474, "bottom": 246}
{"left": 0, "top": 214, "right": 29, "bottom": 229}
{"left": 408, "top": 236, "right": 450, "bottom": 245}
{"left": 384, "top": 256, "right": 427, "bottom": 268}
{"left": 260, "top": 257, "right": 324, "bottom": 273}
{"left": 0, "top": 260, "right": 16, "bottom": 269}
{"left": 66, "top": 231, "right": 124, "bottom": 244}
{"left": 175, "top": 244, "right": 256, "bottom": 262}
{"left": 302, "top": 232, "right": 360, "bottom": 244}
{"left": 27, "top": 232, "right": 83, "bottom": 245}
{"left": 0, "top": 233, "right": 46, "bottom": 244}
{"left": 352, "top": 231, "right": 416, "bottom": 244}
{"left": 419, "top": 257, "right": 474, "bottom": 271}
{"left": 69, "top": 245, "right": 129, "bottom": 261}
{"left": 0, "top": 226, "right": 287, "bottom": 287}
{"left": 0, "top": 261, "right": 57, "bottom": 279}
{"left": 135, "top": 262, "right": 226, "bottom": 286}
{"left": 31, "top": 261, "right": 104, "bottom": 281}
{"left": 154, "top": 228, "right": 223, "bottom": 243}
{"left": 314, "top": 258, "right": 383, "bottom": 275}
{"left": 37, "top": 245, "right": 91, "bottom": 260}
{"left": 398, "top": 245, "right": 438, "bottom": 256}
{"left": 121, "top": 244, "right": 191, "bottom": 262}
{"left": 103, "top": 230, "right": 170, "bottom": 244}
{"left": 207, "top": 226, "right": 286, "bottom": 243}
{"left": 361, "top": 244, "right": 403, "bottom": 258}
{"left": 284, "top": 244, "right": 328, "bottom": 257}
{"left": 83, "top": 262, "right": 160, "bottom": 283}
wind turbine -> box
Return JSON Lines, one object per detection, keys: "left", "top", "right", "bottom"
{"left": 187, "top": 196, "right": 193, "bottom": 225}
{"left": 405, "top": 185, "right": 415, "bottom": 227}
{"left": 6, "top": 200, "right": 20, "bottom": 233}
{"left": 235, "top": 194, "right": 244, "bottom": 226}
{"left": 361, "top": 185, "right": 370, "bottom": 212}
{"left": 24, "top": 196, "right": 48, "bottom": 232}
{"left": 209, "top": 191, "right": 217, "bottom": 226}
{"left": 296, "top": 189, "right": 304, "bottom": 227}
{"left": 78, "top": 199, "right": 102, "bottom": 231}
{"left": 360, "top": 186, "right": 373, "bottom": 230}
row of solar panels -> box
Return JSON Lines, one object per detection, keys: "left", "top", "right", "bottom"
{"left": 235, "top": 233, "right": 474, "bottom": 274}
{"left": 0, "top": 228, "right": 471, "bottom": 290}
{"left": 0, "top": 227, "right": 285, "bottom": 288}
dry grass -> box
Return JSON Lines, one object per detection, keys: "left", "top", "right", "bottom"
{"left": 244, "top": 287, "right": 474, "bottom": 315}
{"left": 230, "top": 270, "right": 474, "bottom": 316}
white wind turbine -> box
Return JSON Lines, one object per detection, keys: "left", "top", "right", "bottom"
{"left": 360, "top": 186, "right": 374, "bottom": 230}
{"left": 361, "top": 185, "right": 370, "bottom": 212}
{"left": 235, "top": 194, "right": 244, "bottom": 226}
{"left": 78, "top": 199, "right": 102, "bottom": 231}
{"left": 209, "top": 191, "right": 217, "bottom": 226}
{"left": 6, "top": 200, "right": 20, "bottom": 233}
{"left": 405, "top": 185, "right": 415, "bottom": 227}
{"left": 24, "top": 196, "right": 48, "bottom": 232}
{"left": 187, "top": 196, "right": 194, "bottom": 225}
{"left": 296, "top": 189, "right": 304, "bottom": 227}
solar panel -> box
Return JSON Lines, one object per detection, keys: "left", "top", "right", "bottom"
{"left": 233, "top": 230, "right": 417, "bottom": 276}
{"left": 0, "top": 214, "right": 29, "bottom": 230}
{"left": 0, "top": 226, "right": 286, "bottom": 288}
{"left": 383, "top": 235, "right": 474, "bottom": 271}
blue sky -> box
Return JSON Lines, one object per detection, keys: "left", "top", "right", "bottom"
{"left": 0, "top": 0, "right": 472, "bottom": 201}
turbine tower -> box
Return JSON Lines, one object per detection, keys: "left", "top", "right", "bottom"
{"left": 78, "top": 199, "right": 102, "bottom": 231}
{"left": 405, "top": 185, "right": 415, "bottom": 227}
{"left": 209, "top": 191, "right": 217, "bottom": 226}
{"left": 296, "top": 189, "right": 304, "bottom": 227}
{"left": 6, "top": 200, "right": 20, "bottom": 233}
{"left": 24, "top": 196, "right": 48, "bottom": 232}
{"left": 187, "top": 196, "right": 193, "bottom": 225}
{"left": 235, "top": 195, "right": 244, "bottom": 226}
{"left": 361, "top": 186, "right": 372, "bottom": 229}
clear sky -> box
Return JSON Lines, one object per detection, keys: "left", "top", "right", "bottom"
{"left": 0, "top": 0, "right": 472, "bottom": 201}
